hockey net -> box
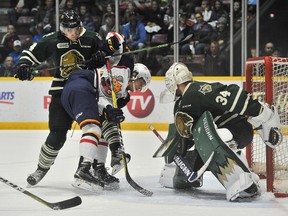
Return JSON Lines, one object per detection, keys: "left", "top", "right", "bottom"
{"left": 245, "top": 56, "right": 288, "bottom": 197}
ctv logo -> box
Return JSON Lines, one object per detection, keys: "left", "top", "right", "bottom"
{"left": 127, "top": 89, "right": 155, "bottom": 118}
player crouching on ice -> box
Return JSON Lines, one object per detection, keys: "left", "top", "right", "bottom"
{"left": 157, "top": 62, "right": 282, "bottom": 201}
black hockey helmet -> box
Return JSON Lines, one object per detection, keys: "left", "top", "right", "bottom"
{"left": 60, "top": 10, "right": 81, "bottom": 28}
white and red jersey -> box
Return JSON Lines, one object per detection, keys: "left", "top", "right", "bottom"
{"left": 97, "top": 65, "right": 131, "bottom": 114}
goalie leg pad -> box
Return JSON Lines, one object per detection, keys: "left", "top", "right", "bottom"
{"left": 193, "top": 111, "right": 261, "bottom": 201}
{"left": 226, "top": 172, "right": 261, "bottom": 201}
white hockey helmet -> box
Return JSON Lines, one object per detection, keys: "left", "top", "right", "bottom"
{"left": 106, "top": 32, "right": 125, "bottom": 66}
{"left": 131, "top": 63, "right": 151, "bottom": 92}
{"left": 165, "top": 62, "right": 193, "bottom": 95}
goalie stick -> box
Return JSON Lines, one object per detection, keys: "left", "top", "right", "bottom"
{"left": 105, "top": 59, "right": 153, "bottom": 197}
{"left": 31, "top": 34, "right": 193, "bottom": 75}
{"left": 0, "top": 176, "right": 82, "bottom": 210}
{"left": 149, "top": 125, "right": 213, "bottom": 183}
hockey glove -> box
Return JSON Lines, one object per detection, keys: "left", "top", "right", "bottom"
{"left": 103, "top": 105, "right": 125, "bottom": 123}
{"left": 14, "top": 64, "right": 34, "bottom": 81}
{"left": 107, "top": 35, "right": 120, "bottom": 53}
{"left": 117, "top": 93, "right": 130, "bottom": 108}
{"left": 86, "top": 51, "right": 106, "bottom": 69}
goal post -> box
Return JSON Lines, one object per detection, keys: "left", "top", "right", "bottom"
{"left": 245, "top": 56, "right": 288, "bottom": 197}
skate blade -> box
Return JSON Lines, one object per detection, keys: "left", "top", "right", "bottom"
{"left": 72, "top": 178, "right": 103, "bottom": 193}
{"left": 111, "top": 157, "right": 131, "bottom": 175}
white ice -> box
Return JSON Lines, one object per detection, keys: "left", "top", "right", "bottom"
{"left": 0, "top": 130, "right": 287, "bottom": 216}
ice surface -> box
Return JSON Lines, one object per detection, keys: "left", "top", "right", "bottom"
{"left": 0, "top": 130, "right": 287, "bottom": 216}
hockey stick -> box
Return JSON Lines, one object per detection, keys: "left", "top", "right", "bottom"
{"left": 149, "top": 125, "right": 213, "bottom": 183}
{"left": 105, "top": 58, "right": 153, "bottom": 197}
{"left": 107, "top": 34, "right": 193, "bottom": 57}
{"left": 0, "top": 176, "right": 82, "bottom": 210}
{"left": 31, "top": 34, "right": 192, "bottom": 74}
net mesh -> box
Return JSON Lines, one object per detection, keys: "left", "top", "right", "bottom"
{"left": 246, "top": 57, "right": 288, "bottom": 195}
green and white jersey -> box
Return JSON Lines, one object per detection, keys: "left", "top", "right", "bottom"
{"left": 174, "top": 81, "right": 262, "bottom": 128}
{"left": 17, "top": 28, "right": 103, "bottom": 95}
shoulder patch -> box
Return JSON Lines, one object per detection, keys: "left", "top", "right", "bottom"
{"left": 199, "top": 84, "right": 212, "bottom": 95}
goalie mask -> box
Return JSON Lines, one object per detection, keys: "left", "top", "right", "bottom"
{"left": 131, "top": 63, "right": 151, "bottom": 92}
{"left": 165, "top": 62, "right": 193, "bottom": 96}
{"left": 106, "top": 32, "right": 125, "bottom": 66}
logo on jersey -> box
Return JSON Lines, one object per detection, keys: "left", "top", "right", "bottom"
{"left": 57, "top": 43, "right": 69, "bottom": 49}
{"left": 60, "top": 50, "right": 85, "bottom": 77}
{"left": 127, "top": 89, "right": 155, "bottom": 118}
{"left": 199, "top": 84, "right": 212, "bottom": 95}
{"left": 101, "top": 76, "right": 124, "bottom": 96}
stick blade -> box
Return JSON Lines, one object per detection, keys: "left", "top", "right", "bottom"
{"left": 49, "top": 196, "right": 82, "bottom": 210}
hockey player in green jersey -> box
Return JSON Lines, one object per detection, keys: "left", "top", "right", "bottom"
{"left": 159, "top": 62, "right": 282, "bottom": 201}
{"left": 13, "top": 10, "right": 121, "bottom": 189}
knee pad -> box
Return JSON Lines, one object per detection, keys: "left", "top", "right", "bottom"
{"left": 45, "top": 129, "right": 68, "bottom": 150}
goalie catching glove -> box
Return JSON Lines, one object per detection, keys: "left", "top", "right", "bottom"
{"left": 14, "top": 64, "right": 34, "bottom": 81}
{"left": 175, "top": 111, "right": 194, "bottom": 138}
{"left": 247, "top": 102, "right": 283, "bottom": 148}
{"left": 103, "top": 105, "right": 125, "bottom": 123}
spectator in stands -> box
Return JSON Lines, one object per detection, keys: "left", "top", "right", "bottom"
{"left": 183, "top": 12, "right": 213, "bottom": 55}
{"left": 200, "top": 0, "right": 217, "bottom": 28}
{"left": 101, "top": 3, "right": 115, "bottom": 25}
{"left": 32, "top": 22, "right": 45, "bottom": 43}
{"left": 30, "top": 0, "right": 56, "bottom": 35}
{"left": 212, "top": 16, "right": 229, "bottom": 51}
{"left": 204, "top": 41, "right": 229, "bottom": 76}
{"left": 0, "top": 24, "right": 20, "bottom": 58}
{"left": 122, "top": 1, "right": 138, "bottom": 25}
{"left": 163, "top": 3, "right": 173, "bottom": 33}
{"left": 7, "top": 2, "right": 30, "bottom": 26}
{"left": 232, "top": 0, "right": 242, "bottom": 32}
{"left": 79, "top": 4, "right": 95, "bottom": 31}
{"left": 261, "top": 42, "right": 274, "bottom": 56}
{"left": 143, "top": 0, "right": 165, "bottom": 36}
{"left": 122, "top": 11, "right": 147, "bottom": 63}
{"left": 99, "top": 13, "right": 116, "bottom": 39}
{"left": 8, "top": 40, "right": 23, "bottom": 66}
{"left": 167, "top": 12, "right": 192, "bottom": 55}
{"left": 0, "top": 56, "right": 15, "bottom": 77}
{"left": 212, "top": 0, "right": 229, "bottom": 21}
{"left": 59, "top": 0, "right": 78, "bottom": 14}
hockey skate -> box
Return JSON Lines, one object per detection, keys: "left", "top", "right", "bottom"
{"left": 92, "top": 160, "right": 120, "bottom": 190}
{"left": 110, "top": 148, "right": 131, "bottom": 175}
{"left": 72, "top": 160, "right": 104, "bottom": 193}
{"left": 27, "top": 167, "right": 48, "bottom": 186}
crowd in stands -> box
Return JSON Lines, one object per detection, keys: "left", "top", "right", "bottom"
{"left": 0, "top": 0, "right": 284, "bottom": 77}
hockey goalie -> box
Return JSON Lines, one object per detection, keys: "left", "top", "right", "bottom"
{"left": 156, "top": 62, "right": 283, "bottom": 201}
